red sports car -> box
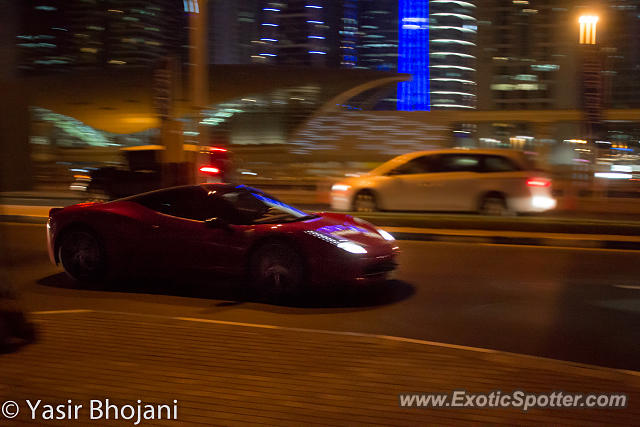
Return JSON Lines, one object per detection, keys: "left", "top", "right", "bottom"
{"left": 47, "top": 184, "right": 399, "bottom": 294}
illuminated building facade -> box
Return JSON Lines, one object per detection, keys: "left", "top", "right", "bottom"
{"left": 358, "top": 0, "right": 399, "bottom": 71}
{"left": 601, "top": 0, "right": 640, "bottom": 109}
{"left": 250, "top": 0, "right": 366, "bottom": 68}
{"left": 397, "top": 0, "right": 430, "bottom": 110}
{"left": 253, "top": 0, "right": 332, "bottom": 66}
{"left": 476, "top": 1, "right": 579, "bottom": 110}
{"left": 428, "top": 0, "right": 477, "bottom": 109}
{"left": 340, "top": 0, "right": 360, "bottom": 67}
{"left": 355, "top": 0, "right": 478, "bottom": 111}
{"left": 209, "top": 0, "right": 260, "bottom": 65}
{"left": 15, "top": 0, "right": 71, "bottom": 74}
{"left": 15, "top": 0, "right": 187, "bottom": 74}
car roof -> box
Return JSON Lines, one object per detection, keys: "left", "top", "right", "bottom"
{"left": 369, "top": 148, "right": 529, "bottom": 175}
{"left": 388, "top": 148, "right": 528, "bottom": 165}
{"left": 399, "top": 148, "right": 525, "bottom": 159}
{"left": 118, "top": 183, "right": 261, "bottom": 202}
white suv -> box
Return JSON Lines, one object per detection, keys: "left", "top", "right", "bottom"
{"left": 330, "top": 149, "right": 556, "bottom": 215}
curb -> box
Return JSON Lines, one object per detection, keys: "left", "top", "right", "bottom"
{"left": 4, "top": 214, "right": 640, "bottom": 251}
{"left": 390, "top": 231, "right": 640, "bottom": 250}
{"left": 0, "top": 215, "right": 48, "bottom": 224}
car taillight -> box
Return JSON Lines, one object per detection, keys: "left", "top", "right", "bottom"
{"left": 527, "top": 178, "right": 551, "bottom": 187}
{"left": 199, "top": 166, "right": 220, "bottom": 175}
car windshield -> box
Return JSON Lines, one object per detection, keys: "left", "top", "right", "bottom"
{"left": 220, "top": 189, "right": 316, "bottom": 225}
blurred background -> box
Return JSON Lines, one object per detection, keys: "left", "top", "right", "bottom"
{"left": 0, "top": 0, "right": 639, "bottom": 214}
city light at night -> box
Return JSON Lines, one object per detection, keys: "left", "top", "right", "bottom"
{"left": 2, "top": 1, "right": 640, "bottom": 425}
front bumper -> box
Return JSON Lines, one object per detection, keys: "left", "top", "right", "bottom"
{"left": 46, "top": 220, "right": 56, "bottom": 265}
{"left": 311, "top": 247, "right": 399, "bottom": 285}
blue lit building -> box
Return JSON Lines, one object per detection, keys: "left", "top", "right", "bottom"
{"left": 356, "top": 0, "right": 477, "bottom": 111}
{"left": 397, "top": 0, "right": 430, "bottom": 110}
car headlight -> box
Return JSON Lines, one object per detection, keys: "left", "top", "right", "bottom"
{"left": 377, "top": 228, "right": 395, "bottom": 241}
{"left": 305, "top": 230, "right": 367, "bottom": 254}
{"left": 331, "top": 184, "right": 351, "bottom": 192}
{"left": 336, "top": 241, "right": 368, "bottom": 254}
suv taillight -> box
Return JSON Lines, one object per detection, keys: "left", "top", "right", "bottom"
{"left": 527, "top": 178, "right": 551, "bottom": 187}
{"left": 199, "top": 166, "right": 220, "bottom": 175}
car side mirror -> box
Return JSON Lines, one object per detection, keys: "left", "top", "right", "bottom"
{"left": 204, "top": 217, "right": 231, "bottom": 231}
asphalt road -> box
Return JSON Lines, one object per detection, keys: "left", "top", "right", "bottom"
{"left": 3, "top": 222, "right": 640, "bottom": 371}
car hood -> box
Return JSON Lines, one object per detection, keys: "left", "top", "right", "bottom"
{"left": 301, "top": 212, "right": 392, "bottom": 250}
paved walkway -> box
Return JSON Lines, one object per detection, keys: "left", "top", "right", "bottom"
{"left": 1, "top": 310, "right": 639, "bottom": 425}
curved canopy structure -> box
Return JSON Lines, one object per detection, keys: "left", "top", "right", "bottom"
{"left": 18, "top": 65, "right": 402, "bottom": 135}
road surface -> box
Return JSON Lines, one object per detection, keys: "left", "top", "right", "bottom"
{"left": 3, "top": 222, "right": 640, "bottom": 371}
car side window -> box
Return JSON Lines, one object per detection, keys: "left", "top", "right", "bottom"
{"left": 387, "top": 156, "right": 432, "bottom": 176}
{"left": 135, "top": 188, "right": 210, "bottom": 221}
{"left": 431, "top": 154, "right": 480, "bottom": 173}
{"left": 134, "top": 189, "right": 195, "bottom": 219}
{"left": 482, "top": 155, "right": 521, "bottom": 172}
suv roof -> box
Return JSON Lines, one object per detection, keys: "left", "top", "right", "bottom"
{"left": 371, "top": 149, "right": 533, "bottom": 175}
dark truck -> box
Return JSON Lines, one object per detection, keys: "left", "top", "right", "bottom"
{"left": 86, "top": 145, "right": 232, "bottom": 200}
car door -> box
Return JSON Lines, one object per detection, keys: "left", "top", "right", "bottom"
{"left": 424, "top": 154, "right": 482, "bottom": 211}
{"left": 135, "top": 187, "right": 242, "bottom": 274}
{"left": 381, "top": 155, "right": 434, "bottom": 211}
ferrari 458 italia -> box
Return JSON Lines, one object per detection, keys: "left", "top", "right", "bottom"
{"left": 47, "top": 184, "right": 398, "bottom": 294}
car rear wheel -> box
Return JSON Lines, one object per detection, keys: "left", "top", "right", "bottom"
{"left": 479, "top": 194, "right": 509, "bottom": 216}
{"left": 251, "top": 242, "right": 304, "bottom": 297}
{"left": 353, "top": 191, "right": 377, "bottom": 212}
{"left": 58, "top": 230, "right": 106, "bottom": 282}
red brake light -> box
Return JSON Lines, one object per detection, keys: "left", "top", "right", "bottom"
{"left": 527, "top": 178, "right": 550, "bottom": 187}
{"left": 209, "top": 147, "right": 227, "bottom": 152}
{"left": 199, "top": 166, "right": 220, "bottom": 174}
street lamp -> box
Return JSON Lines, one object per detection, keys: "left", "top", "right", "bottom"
{"left": 577, "top": 13, "right": 603, "bottom": 177}
{"left": 579, "top": 15, "right": 599, "bottom": 45}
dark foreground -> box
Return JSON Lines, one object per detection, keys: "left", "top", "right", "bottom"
{"left": 1, "top": 310, "right": 639, "bottom": 425}
{"left": 3, "top": 221, "right": 640, "bottom": 423}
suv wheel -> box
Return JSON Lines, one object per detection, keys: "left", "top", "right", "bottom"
{"left": 353, "top": 191, "right": 377, "bottom": 212}
{"left": 479, "top": 194, "right": 509, "bottom": 216}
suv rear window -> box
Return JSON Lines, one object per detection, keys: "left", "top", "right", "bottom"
{"left": 482, "top": 155, "right": 521, "bottom": 172}
{"left": 431, "top": 154, "right": 481, "bottom": 173}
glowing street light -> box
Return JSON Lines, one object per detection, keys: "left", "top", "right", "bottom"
{"left": 579, "top": 15, "right": 599, "bottom": 45}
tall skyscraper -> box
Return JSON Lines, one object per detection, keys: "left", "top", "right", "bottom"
{"left": 15, "top": 0, "right": 187, "bottom": 74}
{"left": 254, "top": 0, "right": 332, "bottom": 66}
{"left": 15, "top": 0, "right": 72, "bottom": 74}
{"left": 357, "top": 0, "right": 399, "bottom": 71}
{"left": 476, "top": 1, "right": 579, "bottom": 110}
{"left": 339, "top": 0, "right": 359, "bottom": 67}
{"left": 358, "top": 0, "right": 478, "bottom": 110}
{"left": 397, "top": 0, "right": 431, "bottom": 110}
{"left": 428, "top": 0, "right": 477, "bottom": 109}
{"left": 601, "top": 0, "right": 640, "bottom": 109}
{"left": 0, "top": 0, "right": 19, "bottom": 79}
{"left": 209, "top": 0, "right": 260, "bottom": 64}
